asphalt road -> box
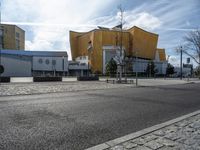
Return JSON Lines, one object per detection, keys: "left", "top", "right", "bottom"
{"left": 1, "top": 83, "right": 200, "bottom": 150}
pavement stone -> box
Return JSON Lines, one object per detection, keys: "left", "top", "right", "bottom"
{"left": 144, "top": 140, "right": 164, "bottom": 149}
{"left": 155, "top": 138, "right": 176, "bottom": 147}
{"left": 122, "top": 141, "right": 138, "bottom": 149}
{"left": 132, "top": 146, "right": 152, "bottom": 150}
{"left": 131, "top": 138, "right": 146, "bottom": 146}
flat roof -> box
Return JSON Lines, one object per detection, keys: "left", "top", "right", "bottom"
{"left": 0, "top": 49, "right": 68, "bottom": 57}
{"left": 0, "top": 23, "right": 25, "bottom": 32}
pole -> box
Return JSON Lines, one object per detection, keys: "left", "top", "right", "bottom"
{"left": 136, "top": 51, "right": 138, "bottom": 86}
{"left": 180, "top": 46, "right": 183, "bottom": 80}
{"left": 0, "top": 1, "right": 2, "bottom": 84}
{"left": 88, "top": 57, "right": 89, "bottom": 77}
{"left": 125, "top": 57, "right": 128, "bottom": 82}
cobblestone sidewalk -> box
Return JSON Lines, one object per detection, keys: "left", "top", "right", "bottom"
{"left": 87, "top": 111, "right": 200, "bottom": 150}
{"left": 0, "top": 81, "right": 134, "bottom": 96}
{"left": 1, "top": 78, "right": 199, "bottom": 96}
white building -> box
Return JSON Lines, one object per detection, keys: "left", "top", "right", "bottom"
{"left": 174, "top": 67, "right": 192, "bottom": 77}
{"left": 132, "top": 58, "right": 167, "bottom": 75}
{"left": 102, "top": 46, "right": 167, "bottom": 75}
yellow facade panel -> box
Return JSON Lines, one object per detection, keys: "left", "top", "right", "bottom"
{"left": 129, "top": 26, "right": 158, "bottom": 59}
{"left": 92, "top": 30, "right": 103, "bottom": 73}
{"left": 157, "top": 48, "right": 166, "bottom": 61}
{"left": 69, "top": 31, "right": 85, "bottom": 60}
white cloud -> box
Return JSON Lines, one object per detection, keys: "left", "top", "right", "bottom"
{"left": 25, "top": 40, "right": 53, "bottom": 50}
{"left": 168, "top": 55, "right": 180, "bottom": 67}
{"left": 2, "top": 0, "right": 199, "bottom": 61}
{"left": 88, "top": 10, "right": 162, "bottom": 30}
{"left": 2, "top": 0, "right": 162, "bottom": 60}
{"left": 124, "top": 12, "right": 162, "bottom": 30}
{"left": 2, "top": 0, "right": 115, "bottom": 60}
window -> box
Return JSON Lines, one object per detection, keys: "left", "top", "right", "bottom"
{"left": 16, "top": 39, "right": 20, "bottom": 49}
{"left": 16, "top": 32, "right": 20, "bottom": 38}
{"left": 52, "top": 60, "right": 56, "bottom": 65}
{"left": 38, "top": 58, "right": 43, "bottom": 64}
{"left": 0, "top": 29, "right": 3, "bottom": 36}
{"left": 45, "top": 59, "right": 50, "bottom": 65}
{"left": 0, "top": 29, "right": 3, "bottom": 49}
{"left": 80, "top": 63, "right": 86, "bottom": 66}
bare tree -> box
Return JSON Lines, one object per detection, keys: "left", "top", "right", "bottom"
{"left": 115, "top": 4, "right": 125, "bottom": 82}
{"left": 182, "top": 29, "right": 200, "bottom": 65}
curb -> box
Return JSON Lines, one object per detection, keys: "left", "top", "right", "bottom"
{"left": 85, "top": 109, "right": 200, "bottom": 150}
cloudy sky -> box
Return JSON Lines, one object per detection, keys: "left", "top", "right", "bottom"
{"left": 1, "top": 0, "right": 200, "bottom": 66}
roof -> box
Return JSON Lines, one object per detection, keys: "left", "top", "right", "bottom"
{"left": 128, "top": 26, "right": 159, "bottom": 36}
{"left": 70, "top": 26, "right": 130, "bottom": 38}
{"left": 70, "top": 25, "right": 158, "bottom": 38}
{"left": 0, "top": 24, "right": 25, "bottom": 32}
{"left": 0, "top": 49, "right": 68, "bottom": 57}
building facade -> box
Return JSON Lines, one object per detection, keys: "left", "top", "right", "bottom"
{"left": 70, "top": 26, "right": 167, "bottom": 74}
{"left": 0, "top": 24, "right": 25, "bottom": 50}
{"left": 0, "top": 50, "right": 68, "bottom": 77}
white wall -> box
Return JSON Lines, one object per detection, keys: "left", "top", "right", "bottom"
{"left": 174, "top": 67, "right": 191, "bottom": 76}
{"left": 102, "top": 45, "right": 125, "bottom": 74}
{"left": 32, "top": 56, "right": 68, "bottom": 72}
{"left": 132, "top": 58, "right": 167, "bottom": 74}
{"left": 1, "top": 54, "right": 32, "bottom": 77}
{"left": 75, "top": 56, "right": 88, "bottom": 64}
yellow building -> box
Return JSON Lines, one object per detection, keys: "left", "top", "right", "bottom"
{"left": 70, "top": 26, "right": 166, "bottom": 74}
{"left": 156, "top": 48, "right": 166, "bottom": 61}
{"left": 0, "top": 24, "right": 25, "bottom": 50}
